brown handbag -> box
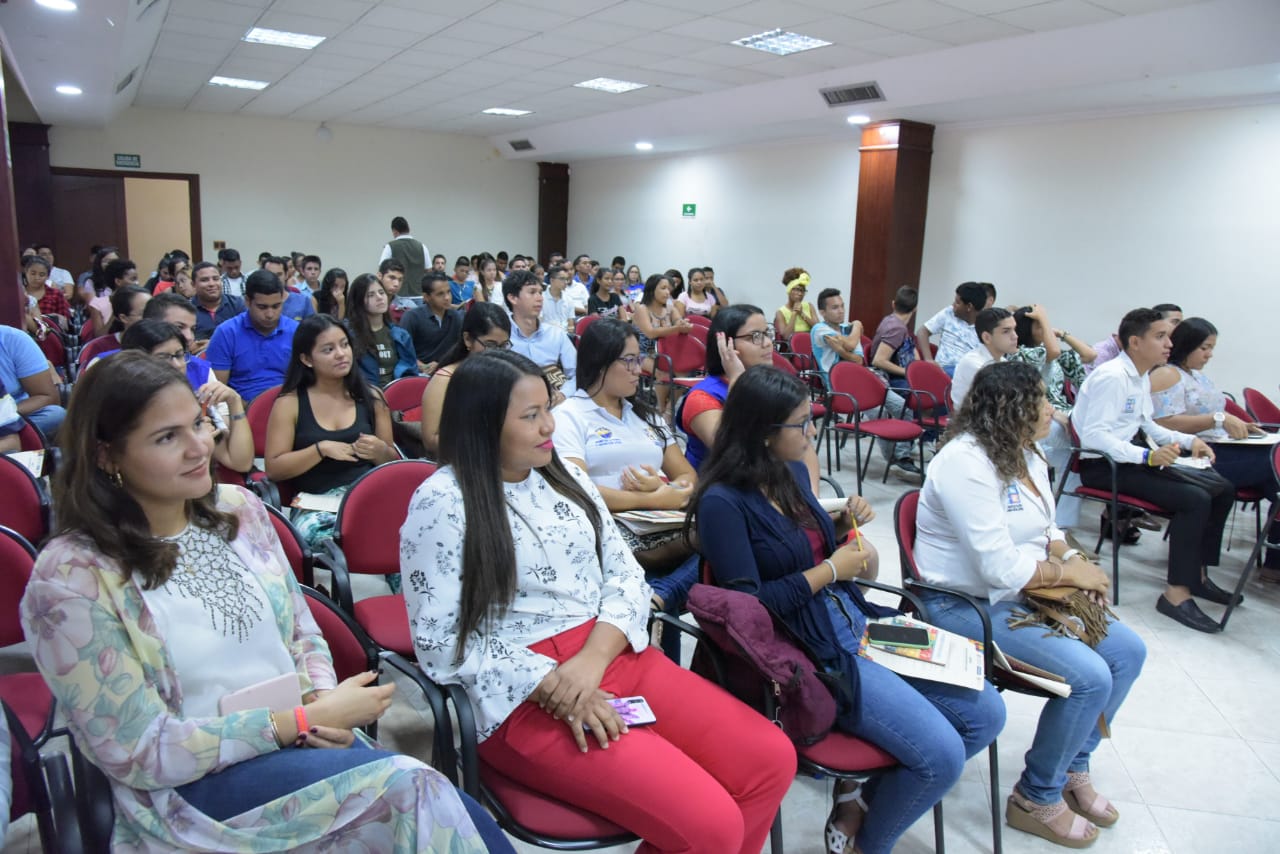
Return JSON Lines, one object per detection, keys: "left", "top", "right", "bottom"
{"left": 1009, "top": 585, "right": 1115, "bottom": 648}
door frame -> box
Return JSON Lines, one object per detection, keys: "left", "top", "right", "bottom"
{"left": 50, "top": 167, "right": 203, "bottom": 263}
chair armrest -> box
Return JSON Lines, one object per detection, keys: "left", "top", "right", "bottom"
{"left": 825, "top": 390, "right": 863, "bottom": 419}
{"left": 442, "top": 683, "right": 481, "bottom": 799}
{"left": 818, "top": 475, "right": 845, "bottom": 498}
{"left": 901, "top": 579, "right": 995, "bottom": 678}
{"left": 43, "top": 751, "right": 86, "bottom": 853}
{"left": 315, "top": 537, "right": 355, "bottom": 614}
{"left": 852, "top": 577, "right": 927, "bottom": 621}
{"left": 69, "top": 740, "right": 114, "bottom": 851}
{"left": 379, "top": 652, "right": 456, "bottom": 779}
{"left": 649, "top": 610, "right": 726, "bottom": 685}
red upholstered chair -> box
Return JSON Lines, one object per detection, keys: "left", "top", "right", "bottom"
{"left": 825, "top": 362, "right": 924, "bottom": 490}
{"left": 772, "top": 354, "right": 828, "bottom": 443}
{"left": 265, "top": 503, "right": 314, "bottom": 587}
{"left": 245, "top": 385, "right": 282, "bottom": 458}
{"left": 1052, "top": 423, "right": 1174, "bottom": 604}
{"left": 321, "top": 459, "right": 438, "bottom": 659}
{"left": 1243, "top": 388, "right": 1280, "bottom": 430}
{"left": 16, "top": 419, "right": 58, "bottom": 477}
{"left": 905, "top": 361, "right": 952, "bottom": 433}
{"left": 685, "top": 313, "right": 712, "bottom": 330}
{"left": 383, "top": 376, "right": 430, "bottom": 414}
{"left": 0, "top": 454, "right": 51, "bottom": 546}
{"left": 1220, "top": 443, "right": 1280, "bottom": 630}
{"left": 574, "top": 313, "right": 603, "bottom": 338}
{"left": 787, "top": 331, "right": 817, "bottom": 374}
{"left": 654, "top": 333, "right": 707, "bottom": 421}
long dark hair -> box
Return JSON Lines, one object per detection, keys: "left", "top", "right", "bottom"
{"left": 52, "top": 351, "right": 238, "bottom": 587}
{"left": 576, "top": 318, "right": 667, "bottom": 442}
{"left": 705, "top": 304, "right": 764, "bottom": 377}
{"left": 685, "top": 365, "right": 813, "bottom": 547}
{"left": 1168, "top": 317, "right": 1218, "bottom": 369}
{"left": 120, "top": 319, "right": 185, "bottom": 354}
{"left": 88, "top": 246, "right": 119, "bottom": 295}
{"left": 437, "top": 302, "right": 510, "bottom": 371}
{"left": 107, "top": 285, "right": 148, "bottom": 334}
{"left": 439, "top": 350, "right": 602, "bottom": 662}
{"left": 344, "top": 273, "right": 385, "bottom": 360}
{"left": 316, "top": 267, "right": 349, "bottom": 318}
{"left": 665, "top": 268, "right": 684, "bottom": 298}
{"left": 282, "top": 314, "right": 380, "bottom": 416}
{"left": 640, "top": 273, "right": 669, "bottom": 309}
{"left": 943, "top": 360, "right": 1045, "bottom": 484}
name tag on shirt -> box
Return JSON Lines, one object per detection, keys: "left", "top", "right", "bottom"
{"left": 1123, "top": 395, "right": 1137, "bottom": 414}
{"left": 1006, "top": 483, "right": 1023, "bottom": 512}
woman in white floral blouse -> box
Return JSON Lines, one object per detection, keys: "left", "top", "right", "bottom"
{"left": 401, "top": 349, "right": 796, "bottom": 853}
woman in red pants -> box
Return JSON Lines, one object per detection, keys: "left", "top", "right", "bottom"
{"left": 401, "top": 349, "right": 796, "bottom": 853}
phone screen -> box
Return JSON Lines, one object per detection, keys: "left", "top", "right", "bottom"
{"left": 867, "top": 623, "right": 931, "bottom": 648}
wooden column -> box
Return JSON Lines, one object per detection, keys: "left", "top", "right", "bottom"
{"left": 0, "top": 78, "right": 24, "bottom": 330}
{"left": 10, "top": 122, "right": 53, "bottom": 252}
{"left": 848, "top": 120, "right": 934, "bottom": 329}
{"left": 537, "top": 162, "right": 569, "bottom": 267}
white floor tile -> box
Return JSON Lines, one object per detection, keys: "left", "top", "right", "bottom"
{"left": 1148, "top": 804, "right": 1280, "bottom": 854}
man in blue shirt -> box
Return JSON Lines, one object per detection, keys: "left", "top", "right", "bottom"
{"left": 263, "top": 255, "right": 315, "bottom": 323}
{"left": 190, "top": 262, "right": 244, "bottom": 341}
{"left": 504, "top": 270, "right": 577, "bottom": 399}
{"left": 208, "top": 270, "right": 298, "bottom": 403}
{"left": 810, "top": 288, "right": 864, "bottom": 387}
{"left": 0, "top": 325, "right": 65, "bottom": 439}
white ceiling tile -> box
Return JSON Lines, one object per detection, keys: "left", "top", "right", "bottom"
{"left": 467, "top": 2, "right": 580, "bottom": 33}
{"left": 161, "top": 14, "right": 248, "bottom": 41}
{"left": 934, "top": 0, "right": 1047, "bottom": 12}
{"left": 661, "top": 76, "right": 732, "bottom": 92}
{"left": 795, "top": 43, "right": 884, "bottom": 68}
{"left": 167, "top": 0, "right": 261, "bottom": 26}
{"left": 358, "top": 6, "right": 455, "bottom": 35}
{"left": 268, "top": 0, "right": 375, "bottom": 24}
{"left": 663, "top": 16, "right": 759, "bottom": 43}
{"left": 916, "top": 16, "right": 1028, "bottom": 45}
{"left": 854, "top": 32, "right": 948, "bottom": 56}
{"left": 513, "top": 0, "right": 619, "bottom": 13}
{"left": 134, "top": 91, "right": 196, "bottom": 109}
{"left": 509, "top": 33, "right": 605, "bottom": 58}
{"left": 718, "top": 0, "right": 833, "bottom": 30}
{"left": 803, "top": 15, "right": 897, "bottom": 43}
{"left": 743, "top": 55, "right": 828, "bottom": 77}
{"left": 301, "top": 52, "right": 382, "bottom": 74}
{"left": 854, "top": 0, "right": 972, "bottom": 31}
{"left": 435, "top": 20, "right": 538, "bottom": 47}
{"left": 314, "top": 39, "right": 402, "bottom": 62}
{"left": 551, "top": 19, "right": 651, "bottom": 45}
{"left": 701, "top": 65, "right": 783, "bottom": 84}
{"left": 645, "top": 0, "right": 747, "bottom": 12}
{"left": 340, "top": 102, "right": 413, "bottom": 122}
{"left": 1087, "top": 0, "right": 1202, "bottom": 12}
{"left": 341, "top": 23, "right": 431, "bottom": 48}
{"left": 632, "top": 32, "right": 723, "bottom": 57}
{"left": 582, "top": 46, "right": 673, "bottom": 68}
{"left": 252, "top": 10, "right": 350, "bottom": 37}
{"left": 186, "top": 85, "right": 261, "bottom": 112}
{"left": 518, "top": 67, "right": 595, "bottom": 86}
{"left": 797, "top": 0, "right": 906, "bottom": 10}
{"left": 993, "top": 0, "right": 1121, "bottom": 30}
{"left": 143, "top": 58, "right": 221, "bottom": 83}
{"left": 690, "top": 44, "right": 774, "bottom": 67}
{"left": 589, "top": 2, "right": 703, "bottom": 30}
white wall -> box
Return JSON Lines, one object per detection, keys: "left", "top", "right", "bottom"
{"left": 567, "top": 139, "right": 861, "bottom": 313}
{"left": 49, "top": 107, "right": 539, "bottom": 278}
{"left": 569, "top": 104, "right": 1280, "bottom": 394}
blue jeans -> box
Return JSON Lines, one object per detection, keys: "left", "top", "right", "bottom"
{"left": 823, "top": 592, "right": 1005, "bottom": 854}
{"left": 921, "top": 592, "right": 1146, "bottom": 805}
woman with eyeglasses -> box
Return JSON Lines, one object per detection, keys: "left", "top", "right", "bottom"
{"left": 119, "top": 319, "right": 253, "bottom": 474}
{"left": 690, "top": 365, "right": 1005, "bottom": 854}
{"left": 552, "top": 319, "right": 698, "bottom": 610}
{"left": 419, "top": 302, "right": 512, "bottom": 457}
{"left": 677, "top": 304, "right": 777, "bottom": 471}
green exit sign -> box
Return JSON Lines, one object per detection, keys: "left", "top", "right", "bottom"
{"left": 681, "top": 203, "right": 697, "bottom": 217}
{"left": 114, "top": 153, "right": 141, "bottom": 169}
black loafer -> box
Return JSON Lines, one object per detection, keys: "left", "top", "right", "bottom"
{"left": 1156, "top": 595, "right": 1222, "bottom": 633}
{"left": 893, "top": 458, "right": 923, "bottom": 476}
{"left": 1100, "top": 514, "right": 1142, "bottom": 545}
{"left": 1191, "top": 577, "right": 1242, "bottom": 607}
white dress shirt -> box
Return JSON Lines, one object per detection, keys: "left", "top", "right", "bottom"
{"left": 564, "top": 280, "right": 591, "bottom": 313}
{"left": 401, "top": 464, "right": 650, "bottom": 740}
{"left": 949, "top": 345, "right": 998, "bottom": 408}
{"left": 915, "top": 434, "right": 1063, "bottom": 603}
{"left": 1071, "top": 351, "right": 1193, "bottom": 465}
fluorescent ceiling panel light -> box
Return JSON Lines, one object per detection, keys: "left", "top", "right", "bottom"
{"left": 635, "top": 142, "right": 653, "bottom": 151}
{"left": 846, "top": 114, "right": 871, "bottom": 125}
{"left": 482, "top": 108, "right": 532, "bottom": 116}
{"left": 243, "top": 27, "right": 326, "bottom": 50}
{"left": 732, "top": 29, "right": 831, "bottom": 56}
{"left": 209, "top": 76, "right": 269, "bottom": 90}
{"left": 36, "top": 0, "right": 77, "bottom": 10}
{"left": 55, "top": 84, "right": 82, "bottom": 95}
{"left": 575, "top": 77, "right": 647, "bottom": 94}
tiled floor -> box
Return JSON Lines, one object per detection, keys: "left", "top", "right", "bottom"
{"left": 5, "top": 443, "right": 1278, "bottom": 853}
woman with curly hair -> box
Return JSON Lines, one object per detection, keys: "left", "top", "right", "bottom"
{"left": 774, "top": 266, "right": 817, "bottom": 342}
{"left": 914, "top": 360, "right": 1146, "bottom": 849}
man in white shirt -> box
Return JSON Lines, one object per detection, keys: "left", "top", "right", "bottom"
{"left": 378, "top": 216, "right": 428, "bottom": 298}
{"left": 504, "top": 270, "right": 577, "bottom": 399}
{"left": 218, "top": 248, "right": 246, "bottom": 298}
{"left": 950, "top": 307, "right": 1019, "bottom": 408}
{"left": 565, "top": 254, "right": 592, "bottom": 317}
{"left": 1071, "top": 307, "right": 1232, "bottom": 633}
{"left": 540, "top": 267, "right": 575, "bottom": 333}
{"left": 917, "top": 281, "right": 987, "bottom": 376}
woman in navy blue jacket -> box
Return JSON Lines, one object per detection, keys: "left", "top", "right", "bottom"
{"left": 688, "top": 365, "right": 1004, "bottom": 854}
{"left": 346, "top": 273, "right": 418, "bottom": 387}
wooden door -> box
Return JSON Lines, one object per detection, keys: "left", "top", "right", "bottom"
{"left": 51, "top": 173, "right": 129, "bottom": 267}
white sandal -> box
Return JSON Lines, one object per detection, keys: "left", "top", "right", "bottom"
{"left": 824, "top": 782, "right": 867, "bottom": 854}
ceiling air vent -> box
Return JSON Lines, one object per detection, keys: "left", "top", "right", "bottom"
{"left": 509, "top": 139, "right": 535, "bottom": 152}
{"left": 819, "top": 81, "right": 884, "bottom": 107}
{"left": 115, "top": 68, "right": 138, "bottom": 95}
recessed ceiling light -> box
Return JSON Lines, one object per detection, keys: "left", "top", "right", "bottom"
{"left": 635, "top": 142, "right": 654, "bottom": 151}
{"left": 732, "top": 29, "right": 831, "bottom": 56}
{"left": 575, "top": 77, "right": 647, "bottom": 94}
{"left": 55, "top": 84, "right": 82, "bottom": 96}
{"left": 36, "top": 0, "right": 77, "bottom": 11}
{"left": 209, "top": 76, "right": 269, "bottom": 90}
{"left": 242, "top": 27, "right": 326, "bottom": 50}
{"left": 846, "top": 115, "right": 871, "bottom": 125}
{"left": 482, "top": 108, "right": 533, "bottom": 117}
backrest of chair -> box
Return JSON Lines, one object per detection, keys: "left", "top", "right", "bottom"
{"left": 860, "top": 335, "right": 872, "bottom": 356}
{"left": 574, "top": 313, "right": 602, "bottom": 338}
{"left": 685, "top": 322, "right": 708, "bottom": 348}
{"left": 893, "top": 490, "right": 923, "bottom": 583}
{"left": 383, "top": 376, "right": 430, "bottom": 413}
{"left": 790, "top": 332, "right": 813, "bottom": 359}
{"left": 17, "top": 420, "right": 44, "bottom": 454}
{"left": 336, "top": 459, "right": 438, "bottom": 574}
{"left": 302, "top": 586, "right": 374, "bottom": 680}
{"left": 906, "top": 360, "right": 949, "bottom": 404}
{"left": 1272, "top": 443, "right": 1280, "bottom": 486}
{"left": 828, "top": 362, "right": 887, "bottom": 414}
{"left": 1244, "top": 388, "right": 1280, "bottom": 424}
{"left": 0, "top": 455, "right": 49, "bottom": 545}
{"left": 1224, "top": 398, "right": 1252, "bottom": 422}
{"left": 656, "top": 333, "right": 706, "bottom": 375}
{"left": 265, "top": 504, "right": 313, "bottom": 586}
{"left": 0, "top": 527, "right": 37, "bottom": 648}
{"left": 246, "top": 385, "right": 283, "bottom": 457}
{"left": 685, "top": 314, "right": 712, "bottom": 330}
{"left": 771, "top": 352, "right": 798, "bottom": 376}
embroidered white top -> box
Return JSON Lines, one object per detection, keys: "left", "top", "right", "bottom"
{"left": 914, "top": 434, "right": 1063, "bottom": 603}
{"left": 401, "top": 464, "right": 650, "bottom": 740}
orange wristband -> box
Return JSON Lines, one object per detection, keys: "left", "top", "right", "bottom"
{"left": 293, "top": 705, "right": 309, "bottom": 737}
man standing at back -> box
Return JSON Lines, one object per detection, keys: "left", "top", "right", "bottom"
{"left": 207, "top": 270, "right": 299, "bottom": 404}
{"left": 379, "top": 216, "right": 427, "bottom": 298}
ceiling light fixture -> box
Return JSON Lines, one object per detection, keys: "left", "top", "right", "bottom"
{"left": 635, "top": 142, "right": 654, "bottom": 151}
{"left": 575, "top": 77, "right": 647, "bottom": 94}
{"left": 209, "top": 76, "right": 269, "bottom": 90}
{"left": 846, "top": 114, "right": 871, "bottom": 125}
{"left": 55, "top": 84, "right": 82, "bottom": 96}
{"left": 732, "top": 29, "right": 831, "bottom": 56}
{"left": 243, "top": 27, "right": 326, "bottom": 50}
{"left": 482, "top": 107, "right": 533, "bottom": 117}
{"left": 36, "top": 0, "right": 78, "bottom": 11}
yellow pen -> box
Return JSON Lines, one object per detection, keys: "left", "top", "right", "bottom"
{"left": 851, "top": 517, "right": 868, "bottom": 575}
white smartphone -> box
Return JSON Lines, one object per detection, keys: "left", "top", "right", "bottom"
{"left": 607, "top": 695, "right": 657, "bottom": 726}
{"left": 218, "top": 673, "right": 303, "bottom": 715}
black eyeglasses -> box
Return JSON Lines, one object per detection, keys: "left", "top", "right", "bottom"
{"left": 478, "top": 338, "right": 512, "bottom": 350}
{"left": 733, "top": 330, "right": 774, "bottom": 348}
{"left": 771, "top": 416, "right": 813, "bottom": 431}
